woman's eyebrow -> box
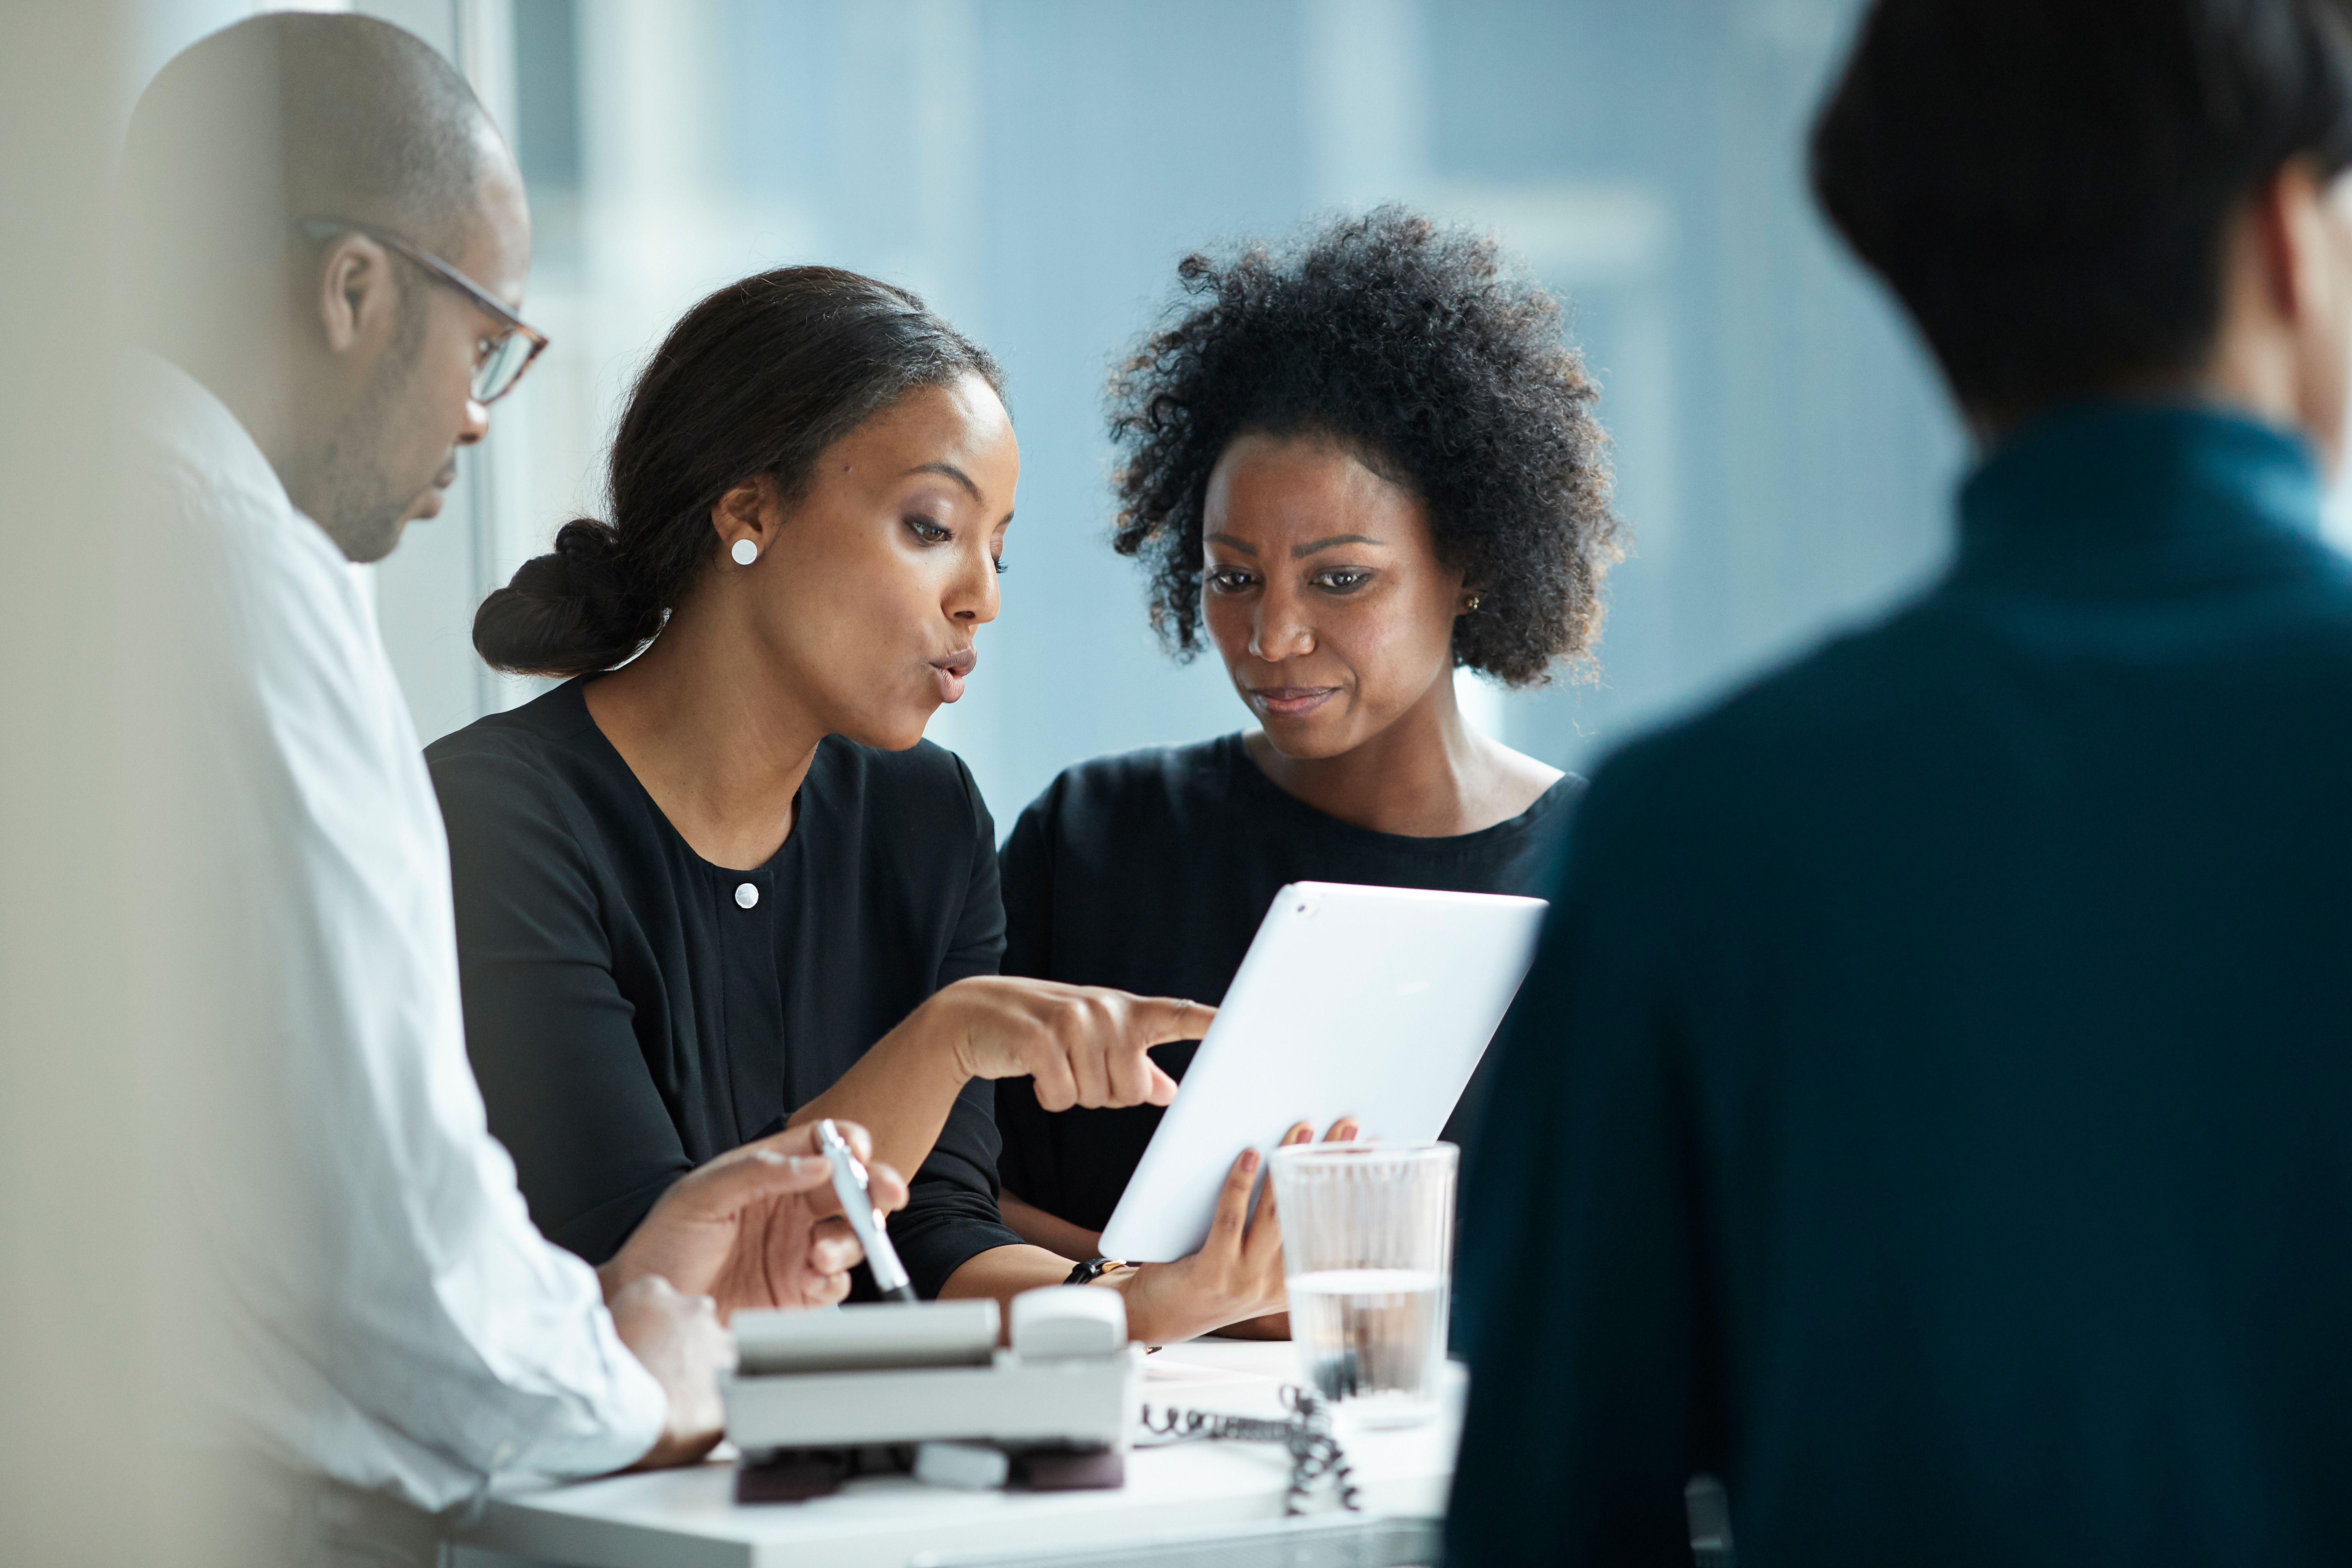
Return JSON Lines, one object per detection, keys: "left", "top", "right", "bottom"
{"left": 906, "top": 462, "right": 983, "bottom": 502}
{"left": 1206, "top": 531, "right": 1259, "bottom": 556}
{"left": 1292, "top": 533, "right": 1384, "bottom": 557}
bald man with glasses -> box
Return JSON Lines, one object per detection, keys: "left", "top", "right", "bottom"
{"left": 120, "top": 16, "right": 896, "bottom": 1564}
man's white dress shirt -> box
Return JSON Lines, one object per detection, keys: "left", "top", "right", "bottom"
{"left": 132, "top": 354, "right": 665, "bottom": 1511}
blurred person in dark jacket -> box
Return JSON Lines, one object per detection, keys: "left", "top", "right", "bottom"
{"left": 1449, "top": 2, "right": 2352, "bottom": 1564}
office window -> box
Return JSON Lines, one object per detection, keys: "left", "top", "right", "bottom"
{"left": 190, "top": 0, "right": 1960, "bottom": 819}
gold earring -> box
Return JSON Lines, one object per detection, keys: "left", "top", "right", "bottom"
{"left": 1465, "top": 594, "right": 1482, "bottom": 612}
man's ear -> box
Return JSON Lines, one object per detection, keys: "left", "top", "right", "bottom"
{"left": 2246, "top": 157, "right": 2342, "bottom": 331}
{"left": 316, "top": 234, "right": 397, "bottom": 356}
{"left": 2200, "top": 163, "right": 2333, "bottom": 434}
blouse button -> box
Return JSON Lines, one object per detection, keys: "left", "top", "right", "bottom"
{"left": 734, "top": 882, "right": 759, "bottom": 910}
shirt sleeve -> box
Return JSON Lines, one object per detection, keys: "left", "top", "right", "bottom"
{"left": 1445, "top": 745, "right": 1715, "bottom": 1566}
{"left": 430, "top": 739, "right": 695, "bottom": 1265}
{"left": 190, "top": 493, "right": 662, "bottom": 1507}
{"left": 891, "top": 753, "right": 1027, "bottom": 1295}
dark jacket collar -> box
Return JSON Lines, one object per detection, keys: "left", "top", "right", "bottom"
{"left": 1950, "top": 401, "right": 2327, "bottom": 594}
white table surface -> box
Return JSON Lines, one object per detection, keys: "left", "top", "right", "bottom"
{"left": 453, "top": 1341, "right": 1459, "bottom": 1568}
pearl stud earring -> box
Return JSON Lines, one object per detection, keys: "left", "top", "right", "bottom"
{"left": 731, "top": 539, "right": 758, "bottom": 566}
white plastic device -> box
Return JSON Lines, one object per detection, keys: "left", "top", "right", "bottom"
{"left": 1010, "top": 1283, "right": 1125, "bottom": 1360}
{"left": 723, "top": 1289, "right": 1138, "bottom": 1455}
{"left": 1098, "top": 880, "right": 1547, "bottom": 1262}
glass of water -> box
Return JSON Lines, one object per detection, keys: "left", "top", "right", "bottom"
{"left": 1268, "top": 1141, "right": 1457, "bottom": 1427}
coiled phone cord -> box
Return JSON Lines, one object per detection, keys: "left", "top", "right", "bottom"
{"left": 1136, "top": 1385, "right": 1361, "bottom": 1517}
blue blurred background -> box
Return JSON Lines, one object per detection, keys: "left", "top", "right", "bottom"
{"left": 133, "top": 0, "right": 1966, "bottom": 826}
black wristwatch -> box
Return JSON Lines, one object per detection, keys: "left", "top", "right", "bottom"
{"left": 1064, "top": 1256, "right": 1130, "bottom": 1286}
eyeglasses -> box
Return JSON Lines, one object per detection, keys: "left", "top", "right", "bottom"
{"left": 299, "top": 216, "right": 549, "bottom": 404}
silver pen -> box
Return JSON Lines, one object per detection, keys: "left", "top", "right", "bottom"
{"left": 816, "top": 1117, "right": 916, "bottom": 1303}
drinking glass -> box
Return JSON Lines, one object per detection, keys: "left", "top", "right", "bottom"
{"left": 1268, "top": 1141, "right": 1457, "bottom": 1427}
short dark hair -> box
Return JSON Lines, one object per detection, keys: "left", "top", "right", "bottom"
{"left": 1812, "top": 0, "right": 2352, "bottom": 422}
{"left": 1107, "top": 208, "right": 1619, "bottom": 687}
{"left": 473, "top": 267, "right": 1003, "bottom": 678}
{"left": 121, "top": 14, "right": 492, "bottom": 276}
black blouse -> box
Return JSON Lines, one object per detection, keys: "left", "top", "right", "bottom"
{"left": 995, "top": 732, "right": 1582, "bottom": 1233}
{"left": 425, "top": 678, "right": 1021, "bottom": 1297}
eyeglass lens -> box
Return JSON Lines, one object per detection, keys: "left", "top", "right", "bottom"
{"left": 474, "top": 332, "right": 536, "bottom": 404}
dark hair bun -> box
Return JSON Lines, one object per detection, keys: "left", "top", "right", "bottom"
{"left": 471, "top": 518, "right": 663, "bottom": 677}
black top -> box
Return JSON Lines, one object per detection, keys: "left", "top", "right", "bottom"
{"left": 425, "top": 678, "right": 1021, "bottom": 1298}
{"left": 1449, "top": 405, "right": 2352, "bottom": 1567}
{"left": 994, "top": 731, "right": 1581, "bottom": 1232}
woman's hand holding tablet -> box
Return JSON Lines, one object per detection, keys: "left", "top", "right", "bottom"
{"left": 1108, "top": 1116, "right": 1359, "bottom": 1344}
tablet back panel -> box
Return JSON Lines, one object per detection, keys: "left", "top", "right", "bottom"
{"left": 1098, "top": 881, "right": 1547, "bottom": 1262}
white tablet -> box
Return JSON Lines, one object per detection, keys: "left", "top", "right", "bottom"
{"left": 1097, "top": 881, "right": 1549, "bottom": 1262}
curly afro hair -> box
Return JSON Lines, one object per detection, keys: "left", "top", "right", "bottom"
{"left": 1108, "top": 206, "right": 1620, "bottom": 687}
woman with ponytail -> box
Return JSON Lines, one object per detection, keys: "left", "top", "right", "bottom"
{"left": 427, "top": 268, "right": 1289, "bottom": 1341}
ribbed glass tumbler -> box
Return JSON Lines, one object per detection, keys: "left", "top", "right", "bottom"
{"left": 1268, "top": 1141, "right": 1458, "bottom": 1428}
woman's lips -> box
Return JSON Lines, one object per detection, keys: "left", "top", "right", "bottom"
{"left": 931, "top": 647, "right": 978, "bottom": 704}
{"left": 1249, "top": 685, "right": 1338, "bottom": 717}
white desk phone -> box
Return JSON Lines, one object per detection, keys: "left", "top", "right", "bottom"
{"left": 725, "top": 1289, "right": 1140, "bottom": 1500}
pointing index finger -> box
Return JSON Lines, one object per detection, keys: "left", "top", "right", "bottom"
{"left": 1132, "top": 996, "right": 1216, "bottom": 1047}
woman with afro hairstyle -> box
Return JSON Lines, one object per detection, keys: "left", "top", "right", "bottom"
{"left": 993, "top": 208, "right": 1622, "bottom": 1322}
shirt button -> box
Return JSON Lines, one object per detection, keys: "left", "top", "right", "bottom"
{"left": 735, "top": 882, "right": 759, "bottom": 910}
